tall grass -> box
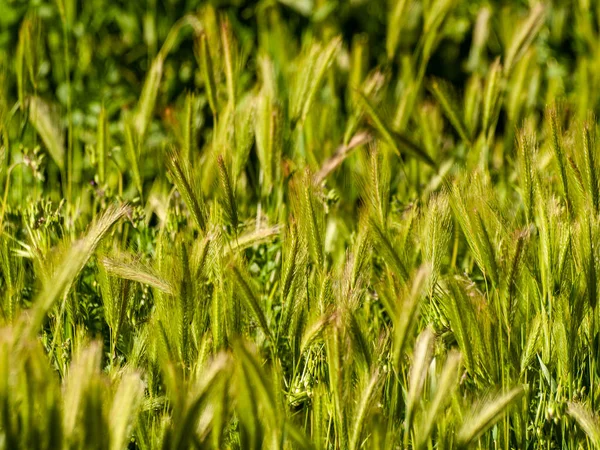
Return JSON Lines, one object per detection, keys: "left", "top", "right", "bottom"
{"left": 1, "top": 0, "right": 600, "bottom": 448}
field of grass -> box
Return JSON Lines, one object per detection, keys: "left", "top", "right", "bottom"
{"left": 3, "top": 0, "right": 600, "bottom": 448}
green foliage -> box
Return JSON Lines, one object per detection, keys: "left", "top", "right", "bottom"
{"left": 1, "top": 0, "right": 600, "bottom": 448}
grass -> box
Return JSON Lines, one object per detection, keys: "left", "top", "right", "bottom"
{"left": 2, "top": 0, "right": 600, "bottom": 448}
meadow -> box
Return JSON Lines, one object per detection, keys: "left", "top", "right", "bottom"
{"left": 2, "top": 0, "right": 600, "bottom": 448}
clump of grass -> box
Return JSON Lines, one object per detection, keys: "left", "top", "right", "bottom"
{"left": 2, "top": 1, "right": 600, "bottom": 448}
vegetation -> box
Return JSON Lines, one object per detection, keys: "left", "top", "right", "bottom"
{"left": 2, "top": 0, "right": 600, "bottom": 448}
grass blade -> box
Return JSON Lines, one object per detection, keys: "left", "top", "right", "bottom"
{"left": 96, "top": 106, "right": 108, "bottom": 184}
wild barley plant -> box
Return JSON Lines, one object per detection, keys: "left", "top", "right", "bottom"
{"left": 3, "top": 1, "right": 600, "bottom": 449}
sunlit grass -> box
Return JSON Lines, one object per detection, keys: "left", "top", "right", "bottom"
{"left": 1, "top": 0, "right": 600, "bottom": 448}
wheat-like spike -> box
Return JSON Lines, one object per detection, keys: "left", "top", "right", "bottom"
{"left": 586, "top": 218, "right": 598, "bottom": 310}
{"left": 166, "top": 149, "right": 206, "bottom": 232}
{"left": 442, "top": 279, "right": 478, "bottom": 376}
{"left": 369, "top": 149, "right": 390, "bottom": 226}
{"left": 316, "top": 272, "right": 334, "bottom": 313}
{"left": 300, "top": 37, "right": 341, "bottom": 124}
{"left": 386, "top": 0, "right": 409, "bottom": 59}
{"left": 583, "top": 122, "right": 599, "bottom": 213}
{"left": 310, "top": 382, "right": 327, "bottom": 449}
{"left": 96, "top": 260, "right": 115, "bottom": 329}
{"left": 474, "top": 209, "right": 499, "bottom": 284}
{"left": 311, "top": 383, "right": 329, "bottom": 450}
{"left": 506, "top": 228, "right": 528, "bottom": 321}
{"left": 109, "top": 371, "right": 144, "bottom": 450}
{"left": 231, "top": 263, "right": 272, "bottom": 340}
{"left": 27, "top": 96, "right": 65, "bottom": 170}
{"left": 369, "top": 216, "right": 409, "bottom": 281}
{"left": 349, "top": 370, "right": 382, "bottom": 450}
{"left": 520, "top": 314, "right": 542, "bottom": 375}
{"left": 211, "top": 277, "right": 227, "bottom": 352}
{"left": 182, "top": 93, "right": 195, "bottom": 163}
{"left": 133, "top": 56, "right": 163, "bottom": 138}
{"left": 415, "top": 350, "right": 462, "bottom": 449}
{"left": 133, "top": 15, "right": 202, "bottom": 138}
{"left": 303, "top": 171, "right": 324, "bottom": 271}
{"left": 423, "top": 0, "right": 456, "bottom": 35}
{"left": 169, "top": 353, "right": 231, "bottom": 449}
{"left": 220, "top": 16, "right": 237, "bottom": 107}
{"left": 227, "top": 224, "right": 281, "bottom": 254}
{"left": 268, "top": 107, "right": 283, "bottom": 198}
{"left": 568, "top": 154, "right": 587, "bottom": 211}
{"left": 233, "top": 94, "right": 255, "bottom": 180}
{"left": 178, "top": 242, "right": 191, "bottom": 365}
{"left": 466, "top": 7, "right": 491, "bottom": 71}
{"left": 255, "top": 61, "right": 278, "bottom": 194}
{"left": 191, "top": 234, "right": 213, "bottom": 281}
{"left": 457, "top": 386, "right": 524, "bottom": 447}
{"left": 100, "top": 252, "right": 173, "bottom": 295}
{"left": 450, "top": 180, "right": 498, "bottom": 285}
{"left": 549, "top": 108, "right": 572, "bottom": 212}
{"left": 234, "top": 341, "right": 277, "bottom": 426}
{"left": 97, "top": 259, "right": 130, "bottom": 357}
{"left": 290, "top": 43, "right": 318, "bottom": 122}
{"left": 463, "top": 76, "right": 482, "bottom": 136}
{"left": 349, "top": 34, "right": 368, "bottom": 102}
{"left": 351, "top": 223, "right": 372, "bottom": 289}
{"left": 517, "top": 131, "right": 536, "bottom": 221}
{"left": 62, "top": 342, "right": 104, "bottom": 441}
{"left": 504, "top": 3, "right": 546, "bottom": 75}
{"left": 325, "top": 322, "right": 349, "bottom": 450}
{"left": 422, "top": 194, "right": 452, "bottom": 291}
{"left": 299, "top": 312, "right": 335, "bottom": 355}
{"left": 392, "top": 265, "right": 430, "bottom": 370}
{"left": 217, "top": 155, "right": 238, "bottom": 233}
{"left": 18, "top": 16, "right": 41, "bottom": 105}
{"left": 26, "top": 204, "right": 129, "bottom": 336}
{"left": 255, "top": 91, "right": 273, "bottom": 192}
{"left": 290, "top": 296, "right": 307, "bottom": 361}
{"left": 365, "top": 149, "right": 382, "bottom": 225}
{"left": 568, "top": 402, "right": 600, "bottom": 447}
{"left": 281, "top": 221, "right": 300, "bottom": 304}
{"left": 554, "top": 318, "right": 570, "bottom": 380}
{"left": 279, "top": 223, "right": 301, "bottom": 338}
{"left": 345, "top": 310, "right": 372, "bottom": 369}
{"left": 405, "top": 328, "right": 434, "bottom": 429}
{"left": 0, "top": 232, "right": 26, "bottom": 320}
{"left": 482, "top": 58, "right": 503, "bottom": 136}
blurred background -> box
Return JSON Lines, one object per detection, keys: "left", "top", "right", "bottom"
{"left": 0, "top": 0, "right": 591, "bottom": 134}
{"left": 0, "top": 0, "right": 598, "bottom": 216}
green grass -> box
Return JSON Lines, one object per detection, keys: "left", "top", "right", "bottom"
{"left": 2, "top": 0, "right": 600, "bottom": 448}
